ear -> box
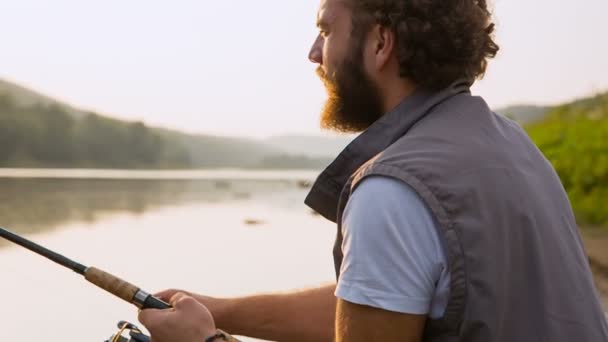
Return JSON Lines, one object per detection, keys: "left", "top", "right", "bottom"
{"left": 372, "top": 25, "right": 395, "bottom": 70}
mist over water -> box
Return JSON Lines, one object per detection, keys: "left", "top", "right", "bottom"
{"left": 0, "top": 169, "right": 335, "bottom": 342}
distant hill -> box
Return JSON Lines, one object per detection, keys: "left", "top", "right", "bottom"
{"left": 0, "top": 79, "right": 86, "bottom": 118}
{"left": 495, "top": 105, "right": 550, "bottom": 124}
{"left": 0, "top": 79, "right": 284, "bottom": 168}
{"left": 264, "top": 134, "right": 354, "bottom": 158}
{"left": 0, "top": 79, "right": 352, "bottom": 168}
{"left": 155, "top": 128, "right": 281, "bottom": 168}
{"left": 2, "top": 77, "right": 605, "bottom": 170}
{"left": 495, "top": 92, "right": 608, "bottom": 125}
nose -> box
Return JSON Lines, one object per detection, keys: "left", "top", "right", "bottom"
{"left": 308, "top": 35, "right": 323, "bottom": 64}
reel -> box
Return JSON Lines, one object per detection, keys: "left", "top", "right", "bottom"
{"left": 105, "top": 321, "right": 150, "bottom": 342}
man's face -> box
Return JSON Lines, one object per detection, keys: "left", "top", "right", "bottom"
{"left": 309, "top": 0, "right": 384, "bottom": 133}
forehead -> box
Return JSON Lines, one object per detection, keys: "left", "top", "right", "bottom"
{"left": 317, "top": 0, "right": 351, "bottom": 25}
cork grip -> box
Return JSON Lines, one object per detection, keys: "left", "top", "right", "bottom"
{"left": 84, "top": 267, "right": 139, "bottom": 304}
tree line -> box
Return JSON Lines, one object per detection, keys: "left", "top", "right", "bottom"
{"left": 0, "top": 94, "right": 190, "bottom": 168}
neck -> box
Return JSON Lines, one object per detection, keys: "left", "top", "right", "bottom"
{"left": 379, "top": 78, "right": 417, "bottom": 113}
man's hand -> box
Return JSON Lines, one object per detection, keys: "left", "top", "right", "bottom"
{"left": 138, "top": 292, "right": 218, "bottom": 342}
{"left": 152, "top": 285, "right": 337, "bottom": 342}
{"left": 154, "top": 289, "right": 230, "bottom": 329}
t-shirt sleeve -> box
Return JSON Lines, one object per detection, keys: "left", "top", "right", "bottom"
{"left": 335, "top": 176, "right": 447, "bottom": 315}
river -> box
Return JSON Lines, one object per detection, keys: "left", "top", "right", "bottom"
{"left": 0, "top": 169, "right": 336, "bottom": 341}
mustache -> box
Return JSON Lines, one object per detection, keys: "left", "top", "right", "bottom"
{"left": 316, "top": 66, "right": 334, "bottom": 83}
{"left": 315, "top": 66, "right": 326, "bottom": 79}
{"left": 316, "top": 66, "right": 337, "bottom": 93}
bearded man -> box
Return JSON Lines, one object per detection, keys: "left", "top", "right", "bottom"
{"left": 138, "top": 0, "right": 608, "bottom": 341}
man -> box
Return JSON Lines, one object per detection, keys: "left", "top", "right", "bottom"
{"left": 139, "top": 0, "right": 608, "bottom": 341}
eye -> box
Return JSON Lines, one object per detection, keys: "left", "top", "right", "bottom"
{"left": 319, "top": 30, "right": 329, "bottom": 38}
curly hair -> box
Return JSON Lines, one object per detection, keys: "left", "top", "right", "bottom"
{"left": 349, "top": 0, "right": 500, "bottom": 90}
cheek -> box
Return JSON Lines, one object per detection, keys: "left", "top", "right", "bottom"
{"left": 361, "top": 45, "right": 376, "bottom": 77}
{"left": 322, "top": 36, "right": 343, "bottom": 74}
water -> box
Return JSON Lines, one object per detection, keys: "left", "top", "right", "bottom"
{"left": 0, "top": 169, "right": 336, "bottom": 341}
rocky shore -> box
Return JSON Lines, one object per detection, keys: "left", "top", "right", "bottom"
{"left": 582, "top": 229, "right": 608, "bottom": 310}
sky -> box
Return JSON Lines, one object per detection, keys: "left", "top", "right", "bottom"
{"left": 0, "top": 0, "right": 607, "bottom": 138}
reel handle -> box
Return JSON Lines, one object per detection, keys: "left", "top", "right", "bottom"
{"left": 105, "top": 321, "right": 150, "bottom": 342}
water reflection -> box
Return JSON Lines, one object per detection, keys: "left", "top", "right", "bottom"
{"left": 0, "top": 177, "right": 311, "bottom": 241}
{"left": 0, "top": 171, "right": 334, "bottom": 342}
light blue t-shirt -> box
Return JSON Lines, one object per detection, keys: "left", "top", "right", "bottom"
{"left": 335, "top": 176, "right": 451, "bottom": 319}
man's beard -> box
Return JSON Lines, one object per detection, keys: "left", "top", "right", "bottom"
{"left": 317, "top": 49, "right": 384, "bottom": 133}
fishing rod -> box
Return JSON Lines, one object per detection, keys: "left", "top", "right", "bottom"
{"left": 1, "top": 226, "right": 240, "bottom": 342}
{"left": 0, "top": 226, "right": 171, "bottom": 312}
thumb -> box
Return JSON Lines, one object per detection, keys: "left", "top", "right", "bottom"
{"left": 154, "top": 289, "right": 185, "bottom": 302}
{"left": 172, "top": 295, "right": 204, "bottom": 312}
{"left": 169, "top": 292, "right": 191, "bottom": 307}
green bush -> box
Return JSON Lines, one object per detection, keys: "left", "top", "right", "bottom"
{"left": 526, "top": 93, "right": 608, "bottom": 227}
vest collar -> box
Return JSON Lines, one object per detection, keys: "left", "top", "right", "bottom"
{"left": 305, "top": 79, "right": 471, "bottom": 222}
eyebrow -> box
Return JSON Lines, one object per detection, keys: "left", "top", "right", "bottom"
{"left": 316, "top": 18, "right": 328, "bottom": 29}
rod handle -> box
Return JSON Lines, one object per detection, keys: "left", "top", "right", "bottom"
{"left": 143, "top": 295, "right": 171, "bottom": 310}
{"left": 85, "top": 267, "right": 139, "bottom": 305}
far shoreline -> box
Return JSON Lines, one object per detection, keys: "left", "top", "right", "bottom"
{"left": 0, "top": 168, "right": 321, "bottom": 181}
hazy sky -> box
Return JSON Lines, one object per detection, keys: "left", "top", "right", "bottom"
{"left": 1, "top": 0, "right": 607, "bottom": 138}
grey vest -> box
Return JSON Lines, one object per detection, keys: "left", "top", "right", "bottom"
{"left": 305, "top": 80, "right": 608, "bottom": 341}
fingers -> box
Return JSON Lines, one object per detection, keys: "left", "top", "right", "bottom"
{"left": 139, "top": 291, "right": 197, "bottom": 322}
{"left": 139, "top": 293, "right": 217, "bottom": 342}
{"left": 138, "top": 294, "right": 185, "bottom": 329}
{"left": 138, "top": 308, "right": 165, "bottom": 328}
